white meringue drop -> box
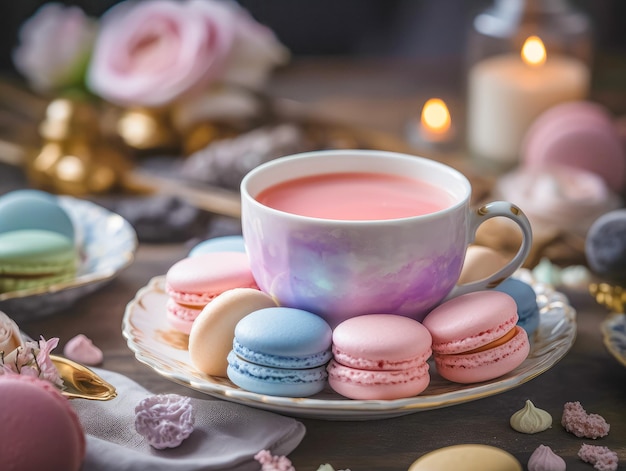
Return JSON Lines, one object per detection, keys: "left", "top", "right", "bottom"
{"left": 510, "top": 399, "right": 552, "bottom": 434}
{"left": 528, "top": 445, "right": 566, "bottom": 471}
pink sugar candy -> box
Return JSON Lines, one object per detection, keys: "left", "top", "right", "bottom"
{"left": 527, "top": 445, "right": 566, "bottom": 471}
{"left": 561, "top": 401, "right": 610, "bottom": 439}
{"left": 63, "top": 334, "right": 103, "bottom": 365}
{"left": 578, "top": 444, "right": 619, "bottom": 471}
{"left": 254, "top": 450, "right": 295, "bottom": 471}
{"left": 135, "top": 394, "right": 194, "bottom": 449}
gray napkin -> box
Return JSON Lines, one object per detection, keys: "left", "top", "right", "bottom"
{"left": 71, "top": 369, "right": 306, "bottom": 471}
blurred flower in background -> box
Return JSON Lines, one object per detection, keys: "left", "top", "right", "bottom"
{"left": 13, "top": 3, "right": 97, "bottom": 93}
{"left": 11, "top": 0, "right": 289, "bottom": 157}
{"left": 14, "top": 0, "right": 288, "bottom": 106}
{"left": 87, "top": 0, "right": 288, "bottom": 108}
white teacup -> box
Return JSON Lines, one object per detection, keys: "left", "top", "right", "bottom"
{"left": 241, "top": 150, "right": 532, "bottom": 327}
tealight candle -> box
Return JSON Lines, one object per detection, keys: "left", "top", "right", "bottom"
{"left": 408, "top": 98, "right": 456, "bottom": 149}
{"left": 467, "top": 35, "right": 590, "bottom": 166}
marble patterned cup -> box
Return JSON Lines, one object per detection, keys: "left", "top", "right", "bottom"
{"left": 241, "top": 150, "right": 532, "bottom": 327}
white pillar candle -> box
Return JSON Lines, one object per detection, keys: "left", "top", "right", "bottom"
{"left": 467, "top": 37, "right": 590, "bottom": 165}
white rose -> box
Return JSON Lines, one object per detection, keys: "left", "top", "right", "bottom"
{"left": 13, "top": 3, "right": 97, "bottom": 92}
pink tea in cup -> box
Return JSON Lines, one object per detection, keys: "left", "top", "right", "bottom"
{"left": 255, "top": 172, "right": 454, "bottom": 220}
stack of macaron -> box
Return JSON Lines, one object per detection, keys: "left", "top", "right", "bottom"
{"left": 164, "top": 251, "right": 259, "bottom": 335}
{"left": 0, "top": 189, "right": 78, "bottom": 293}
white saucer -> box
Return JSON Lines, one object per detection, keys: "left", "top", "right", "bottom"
{"left": 601, "top": 313, "right": 626, "bottom": 367}
{"left": 123, "top": 275, "right": 576, "bottom": 420}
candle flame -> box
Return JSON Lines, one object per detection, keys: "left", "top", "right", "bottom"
{"left": 421, "top": 98, "right": 451, "bottom": 134}
{"left": 521, "top": 36, "right": 547, "bottom": 67}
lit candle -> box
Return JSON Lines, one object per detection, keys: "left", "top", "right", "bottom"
{"left": 408, "top": 98, "right": 455, "bottom": 149}
{"left": 467, "top": 36, "right": 590, "bottom": 165}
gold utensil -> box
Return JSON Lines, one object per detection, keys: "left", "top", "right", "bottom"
{"left": 590, "top": 282, "right": 626, "bottom": 314}
{"left": 51, "top": 355, "right": 117, "bottom": 401}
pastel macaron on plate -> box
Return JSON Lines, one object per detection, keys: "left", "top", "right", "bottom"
{"left": 328, "top": 314, "right": 432, "bottom": 400}
{"left": 494, "top": 278, "right": 540, "bottom": 339}
{"left": 227, "top": 307, "right": 333, "bottom": 397}
{"left": 0, "top": 230, "right": 78, "bottom": 293}
{"left": 189, "top": 288, "right": 277, "bottom": 377}
{"left": 189, "top": 235, "right": 246, "bottom": 256}
{"left": 0, "top": 190, "right": 78, "bottom": 293}
{"left": 0, "top": 189, "right": 75, "bottom": 239}
{"left": 0, "top": 193, "right": 137, "bottom": 321}
{"left": 123, "top": 270, "right": 576, "bottom": 419}
{"left": 422, "top": 291, "right": 530, "bottom": 384}
{"left": 165, "top": 252, "right": 258, "bottom": 334}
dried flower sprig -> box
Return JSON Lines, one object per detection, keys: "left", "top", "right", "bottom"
{"left": 0, "top": 336, "right": 63, "bottom": 389}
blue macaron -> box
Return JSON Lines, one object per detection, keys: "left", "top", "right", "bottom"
{"left": 494, "top": 278, "right": 540, "bottom": 338}
{"left": 189, "top": 235, "right": 246, "bottom": 256}
{"left": 585, "top": 209, "right": 626, "bottom": 283}
{"left": 0, "top": 190, "right": 75, "bottom": 240}
{"left": 227, "top": 307, "right": 332, "bottom": 397}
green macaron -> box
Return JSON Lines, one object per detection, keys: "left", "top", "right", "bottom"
{"left": 0, "top": 229, "right": 78, "bottom": 293}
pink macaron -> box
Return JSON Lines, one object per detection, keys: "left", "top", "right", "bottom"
{"left": 422, "top": 291, "right": 530, "bottom": 384}
{"left": 165, "top": 252, "right": 258, "bottom": 334}
{"left": 521, "top": 101, "right": 625, "bottom": 193}
{"left": 327, "top": 314, "right": 432, "bottom": 400}
{"left": 0, "top": 374, "right": 86, "bottom": 471}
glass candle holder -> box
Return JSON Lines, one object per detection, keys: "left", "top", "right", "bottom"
{"left": 466, "top": 0, "right": 593, "bottom": 168}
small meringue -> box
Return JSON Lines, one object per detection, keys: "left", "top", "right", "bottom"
{"left": 510, "top": 399, "right": 552, "bottom": 434}
{"left": 562, "top": 401, "right": 610, "bottom": 439}
{"left": 63, "top": 334, "right": 103, "bottom": 365}
{"left": 528, "top": 445, "right": 566, "bottom": 471}
{"left": 578, "top": 444, "right": 619, "bottom": 471}
{"left": 135, "top": 394, "right": 194, "bottom": 449}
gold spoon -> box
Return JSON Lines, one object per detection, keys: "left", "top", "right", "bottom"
{"left": 51, "top": 355, "right": 117, "bottom": 401}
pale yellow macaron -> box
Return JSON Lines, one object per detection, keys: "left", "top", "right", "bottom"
{"left": 188, "top": 288, "right": 277, "bottom": 377}
{"left": 408, "top": 444, "right": 522, "bottom": 471}
{"left": 459, "top": 245, "right": 509, "bottom": 284}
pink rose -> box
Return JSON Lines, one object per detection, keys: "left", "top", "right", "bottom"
{"left": 87, "top": 0, "right": 288, "bottom": 107}
{"left": 189, "top": 0, "right": 289, "bottom": 90}
{"left": 13, "top": 3, "right": 97, "bottom": 92}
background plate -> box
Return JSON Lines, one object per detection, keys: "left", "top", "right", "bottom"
{"left": 122, "top": 273, "right": 577, "bottom": 420}
{"left": 0, "top": 196, "right": 137, "bottom": 322}
{"left": 601, "top": 313, "right": 626, "bottom": 367}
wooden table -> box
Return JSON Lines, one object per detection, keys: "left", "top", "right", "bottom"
{"left": 20, "top": 58, "right": 626, "bottom": 471}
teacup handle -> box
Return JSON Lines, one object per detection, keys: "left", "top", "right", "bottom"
{"left": 446, "top": 201, "right": 533, "bottom": 300}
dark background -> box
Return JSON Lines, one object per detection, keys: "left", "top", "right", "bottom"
{"left": 0, "top": 0, "right": 624, "bottom": 78}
